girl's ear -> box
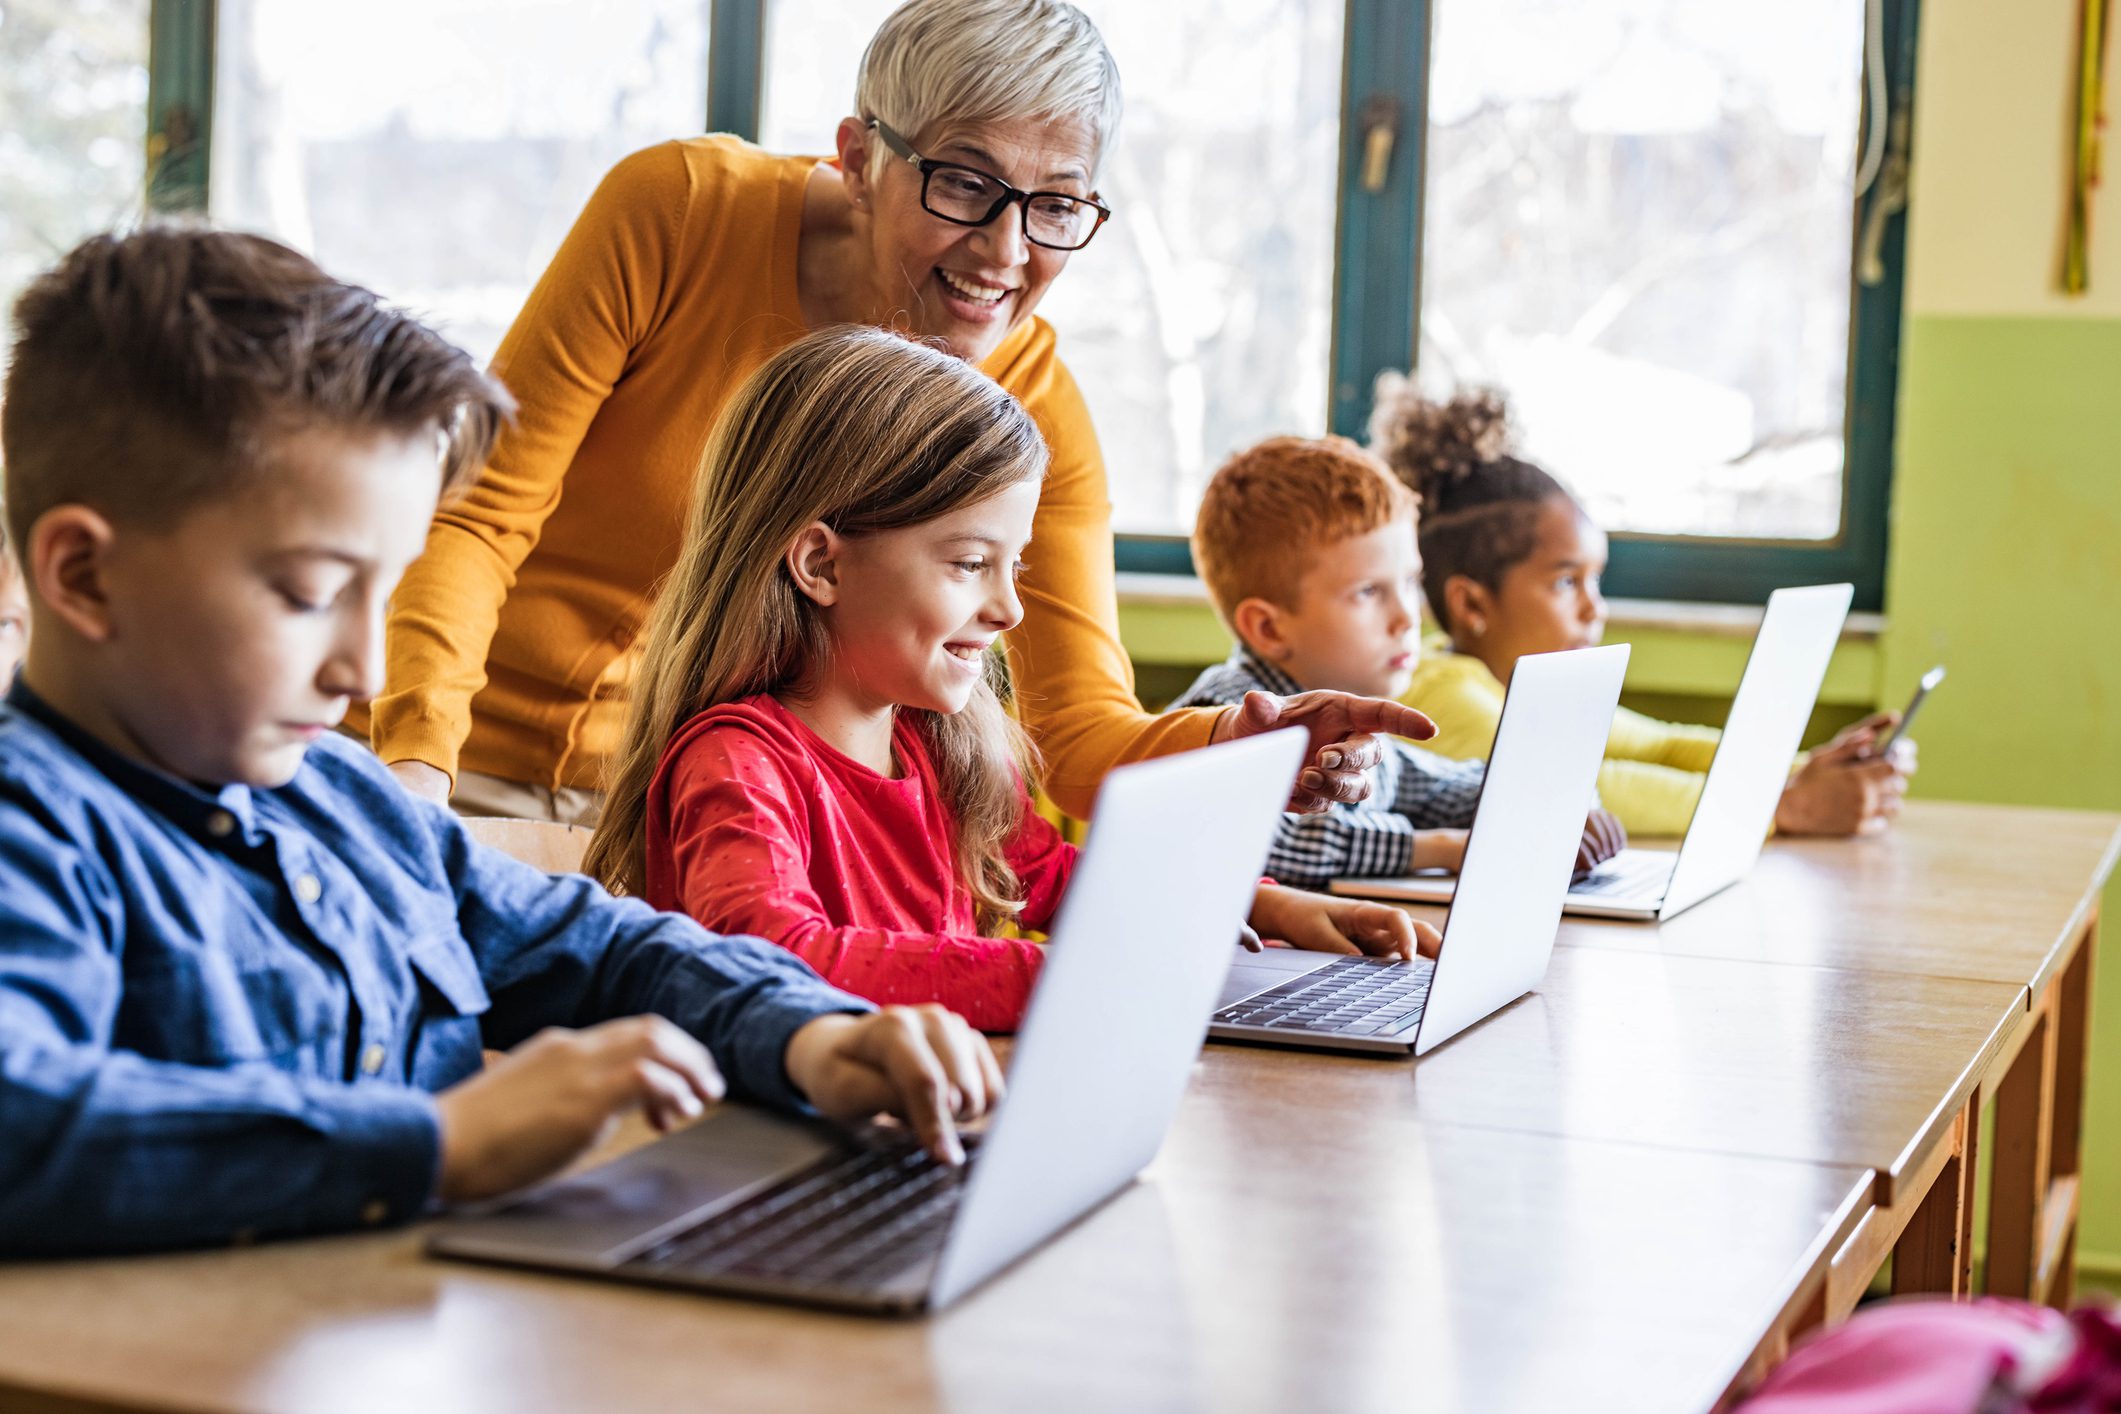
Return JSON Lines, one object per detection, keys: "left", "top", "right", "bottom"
{"left": 785, "top": 522, "right": 844, "bottom": 607}
{"left": 1231, "top": 596, "right": 1295, "bottom": 664}
{"left": 27, "top": 505, "right": 119, "bottom": 644}
{"left": 1441, "top": 573, "right": 1494, "bottom": 644}
{"left": 836, "top": 117, "right": 876, "bottom": 212}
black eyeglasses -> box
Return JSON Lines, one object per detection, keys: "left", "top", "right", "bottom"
{"left": 868, "top": 119, "right": 1111, "bottom": 252}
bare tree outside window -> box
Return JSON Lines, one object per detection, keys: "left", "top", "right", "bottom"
{"left": 0, "top": 0, "right": 148, "bottom": 378}
{"left": 209, "top": 0, "right": 713, "bottom": 367}
{"left": 763, "top": 0, "right": 1344, "bottom": 536}
{"left": 1421, "top": 0, "right": 1864, "bottom": 541}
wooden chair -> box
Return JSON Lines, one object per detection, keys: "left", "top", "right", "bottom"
{"left": 459, "top": 815, "right": 593, "bottom": 875}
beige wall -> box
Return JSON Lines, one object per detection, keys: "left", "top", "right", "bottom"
{"left": 1905, "top": 0, "right": 2121, "bottom": 318}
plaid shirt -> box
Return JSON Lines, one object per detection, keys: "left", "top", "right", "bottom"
{"left": 1168, "top": 649, "right": 1487, "bottom": 888}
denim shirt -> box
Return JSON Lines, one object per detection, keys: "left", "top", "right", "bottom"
{"left": 0, "top": 680, "right": 868, "bottom": 1257}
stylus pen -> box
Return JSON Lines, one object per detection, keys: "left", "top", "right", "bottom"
{"left": 1237, "top": 922, "right": 1264, "bottom": 953}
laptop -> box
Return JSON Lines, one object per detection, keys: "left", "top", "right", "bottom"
{"left": 1333, "top": 582, "right": 1854, "bottom": 923}
{"left": 1210, "top": 643, "right": 1629, "bottom": 1058}
{"left": 427, "top": 727, "right": 1308, "bottom": 1315}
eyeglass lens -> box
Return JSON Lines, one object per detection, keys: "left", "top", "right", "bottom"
{"left": 924, "top": 166, "right": 1100, "bottom": 248}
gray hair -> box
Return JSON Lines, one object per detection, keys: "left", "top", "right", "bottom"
{"left": 854, "top": 0, "right": 1122, "bottom": 180}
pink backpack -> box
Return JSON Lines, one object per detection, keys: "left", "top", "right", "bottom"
{"left": 1737, "top": 1299, "right": 2121, "bottom": 1412}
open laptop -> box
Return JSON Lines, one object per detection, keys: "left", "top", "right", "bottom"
{"left": 427, "top": 727, "right": 1307, "bottom": 1316}
{"left": 1333, "top": 582, "right": 1854, "bottom": 923}
{"left": 1211, "top": 643, "right": 1628, "bottom": 1058}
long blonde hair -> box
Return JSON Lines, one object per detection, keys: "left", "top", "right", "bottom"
{"left": 586, "top": 325, "right": 1049, "bottom": 928}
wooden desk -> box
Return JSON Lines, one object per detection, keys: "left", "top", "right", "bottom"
{"left": 0, "top": 1107, "right": 1872, "bottom": 1414}
{"left": 1547, "top": 800, "right": 2120, "bottom": 1309}
{"left": 1558, "top": 801, "right": 2118, "bottom": 998}
{"left": 0, "top": 800, "right": 2109, "bottom": 1412}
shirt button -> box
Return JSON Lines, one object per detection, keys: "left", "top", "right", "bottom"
{"left": 293, "top": 874, "right": 323, "bottom": 903}
{"left": 361, "top": 1043, "right": 387, "bottom": 1075}
{"left": 360, "top": 1199, "right": 390, "bottom": 1227}
{"left": 206, "top": 811, "right": 236, "bottom": 838}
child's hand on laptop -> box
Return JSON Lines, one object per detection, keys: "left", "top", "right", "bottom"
{"left": 1247, "top": 885, "right": 1441, "bottom": 961}
{"left": 435, "top": 1015, "right": 728, "bottom": 1203}
{"left": 1573, "top": 809, "right": 1627, "bottom": 881}
{"left": 783, "top": 1007, "right": 1004, "bottom": 1168}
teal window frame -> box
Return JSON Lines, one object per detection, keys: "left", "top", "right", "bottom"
{"left": 148, "top": 0, "right": 1915, "bottom": 610}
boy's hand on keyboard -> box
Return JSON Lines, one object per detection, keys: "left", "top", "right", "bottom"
{"left": 1573, "top": 809, "right": 1627, "bottom": 881}
{"left": 1248, "top": 885, "right": 1441, "bottom": 961}
{"left": 784, "top": 1007, "right": 1003, "bottom": 1168}
{"left": 435, "top": 1015, "right": 727, "bottom": 1202}
{"left": 1213, "top": 690, "right": 1438, "bottom": 813}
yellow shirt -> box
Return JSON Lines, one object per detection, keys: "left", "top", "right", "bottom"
{"left": 356, "top": 136, "right": 1215, "bottom": 814}
{"left": 1403, "top": 651, "right": 1722, "bottom": 837}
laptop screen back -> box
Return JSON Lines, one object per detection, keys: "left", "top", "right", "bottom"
{"left": 1414, "top": 644, "right": 1630, "bottom": 1055}
{"left": 930, "top": 728, "right": 1307, "bottom": 1307}
{"left": 1662, "top": 583, "right": 1854, "bottom": 918}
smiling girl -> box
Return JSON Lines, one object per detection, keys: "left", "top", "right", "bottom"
{"left": 1372, "top": 380, "right": 1911, "bottom": 838}
{"left": 585, "top": 328, "right": 1429, "bottom": 1031}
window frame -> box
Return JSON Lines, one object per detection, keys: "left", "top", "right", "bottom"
{"left": 149, "top": 0, "right": 1917, "bottom": 610}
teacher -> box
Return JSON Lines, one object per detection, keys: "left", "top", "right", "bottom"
{"left": 360, "top": 0, "right": 1432, "bottom": 825}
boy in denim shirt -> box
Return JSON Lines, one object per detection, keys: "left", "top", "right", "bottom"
{"left": 0, "top": 228, "right": 1000, "bottom": 1256}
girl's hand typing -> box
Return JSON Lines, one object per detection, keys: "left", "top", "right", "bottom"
{"left": 1574, "top": 809, "right": 1627, "bottom": 880}
{"left": 1248, "top": 885, "right": 1440, "bottom": 962}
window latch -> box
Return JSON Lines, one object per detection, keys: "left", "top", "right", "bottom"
{"left": 1358, "top": 97, "right": 1401, "bottom": 194}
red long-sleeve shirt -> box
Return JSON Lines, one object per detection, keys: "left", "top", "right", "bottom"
{"left": 644, "top": 696, "right": 1075, "bottom": 1031}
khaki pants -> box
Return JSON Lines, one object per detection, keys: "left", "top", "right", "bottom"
{"left": 335, "top": 725, "right": 603, "bottom": 826}
{"left": 450, "top": 768, "right": 605, "bottom": 828}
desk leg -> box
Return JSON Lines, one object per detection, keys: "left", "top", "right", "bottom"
{"left": 2045, "top": 918, "right": 2096, "bottom": 1306}
{"left": 1987, "top": 1005, "right": 2056, "bottom": 1298}
{"left": 1893, "top": 1091, "right": 1980, "bottom": 1297}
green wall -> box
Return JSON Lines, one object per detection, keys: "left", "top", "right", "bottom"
{"left": 1882, "top": 312, "right": 2121, "bottom": 1274}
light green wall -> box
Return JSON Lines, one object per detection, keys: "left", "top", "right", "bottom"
{"left": 1882, "top": 313, "right": 2121, "bottom": 1272}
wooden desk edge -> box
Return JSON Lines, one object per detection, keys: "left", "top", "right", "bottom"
{"left": 2026, "top": 825, "right": 2121, "bottom": 1004}
{"left": 1718, "top": 1165, "right": 1878, "bottom": 1408}
{"left": 1876, "top": 985, "right": 2027, "bottom": 1206}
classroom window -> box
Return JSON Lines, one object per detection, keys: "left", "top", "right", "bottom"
{"left": 0, "top": 0, "right": 150, "bottom": 374}
{"left": 133, "top": 0, "right": 1907, "bottom": 605}
{"left": 760, "top": 0, "right": 1344, "bottom": 536}
{"left": 1419, "top": 0, "right": 1865, "bottom": 543}
{"left": 207, "top": 0, "right": 712, "bottom": 366}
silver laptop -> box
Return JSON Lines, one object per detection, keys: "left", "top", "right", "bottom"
{"left": 1210, "top": 644, "right": 1628, "bottom": 1058}
{"left": 427, "top": 727, "right": 1307, "bottom": 1315}
{"left": 1335, "top": 582, "right": 1854, "bottom": 923}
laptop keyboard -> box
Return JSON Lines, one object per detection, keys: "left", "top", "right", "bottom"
{"left": 1213, "top": 955, "right": 1434, "bottom": 1037}
{"left": 1570, "top": 851, "right": 1676, "bottom": 899}
{"left": 629, "top": 1135, "right": 980, "bottom": 1291}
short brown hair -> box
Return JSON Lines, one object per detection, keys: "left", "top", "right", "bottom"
{"left": 1191, "top": 434, "right": 1416, "bottom": 625}
{"left": 2, "top": 225, "right": 513, "bottom": 549}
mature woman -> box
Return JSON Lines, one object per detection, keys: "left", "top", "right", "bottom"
{"left": 361, "top": 0, "right": 1426, "bottom": 824}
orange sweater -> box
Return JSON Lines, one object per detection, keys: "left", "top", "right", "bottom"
{"left": 359, "top": 137, "right": 1217, "bottom": 815}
